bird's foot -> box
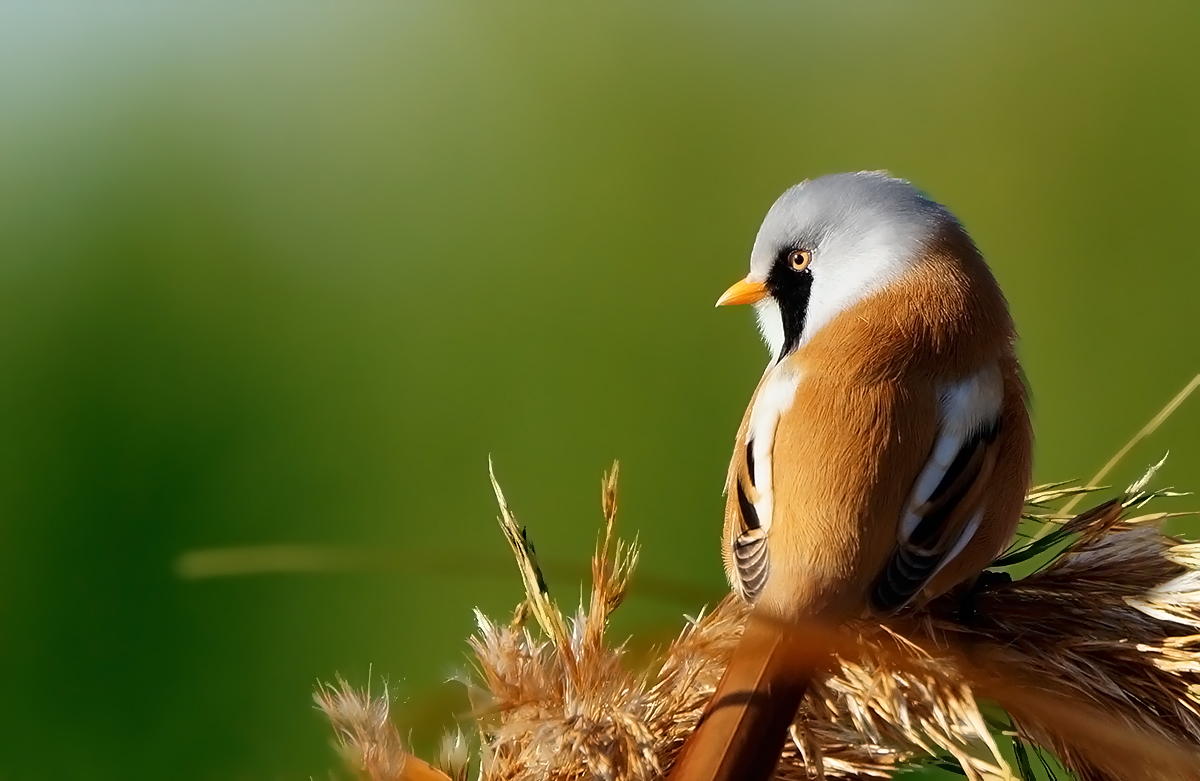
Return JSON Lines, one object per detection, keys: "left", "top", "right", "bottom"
{"left": 957, "top": 569, "right": 1012, "bottom": 625}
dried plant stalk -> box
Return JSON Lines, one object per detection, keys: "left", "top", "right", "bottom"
{"left": 319, "top": 464, "right": 1200, "bottom": 781}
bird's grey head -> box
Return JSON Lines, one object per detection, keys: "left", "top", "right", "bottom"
{"left": 741, "top": 171, "right": 960, "bottom": 362}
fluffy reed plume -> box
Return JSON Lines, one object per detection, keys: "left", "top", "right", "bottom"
{"left": 315, "top": 676, "right": 454, "bottom": 781}
{"left": 318, "top": 458, "right": 1200, "bottom": 781}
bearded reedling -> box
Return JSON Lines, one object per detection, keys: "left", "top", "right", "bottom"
{"left": 670, "top": 172, "right": 1033, "bottom": 781}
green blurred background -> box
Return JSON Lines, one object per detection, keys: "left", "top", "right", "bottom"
{"left": 2, "top": 3, "right": 1199, "bottom": 779}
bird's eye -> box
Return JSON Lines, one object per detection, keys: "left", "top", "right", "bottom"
{"left": 788, "top": 249, "right": 812, "bottom": 272}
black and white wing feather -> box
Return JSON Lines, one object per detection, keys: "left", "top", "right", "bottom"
{"left": 871, "top": 364, "right": 1005, "bottom": 614}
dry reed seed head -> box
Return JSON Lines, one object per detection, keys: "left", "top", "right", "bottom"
{"left": 314, "top": 677, "right": 440, "bottom": 781}
{"left": 319, "top": 466, "right": 1200, "bottom": 781}
{"left": 437, "top": 729, "right": 471, "bottom": 781}
{"left": 601, "top": 462, "right": 619, "bottom": 524}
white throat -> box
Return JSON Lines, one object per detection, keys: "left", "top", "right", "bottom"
{"left": 752, "top": 298, "right": 785, "bottom": 361}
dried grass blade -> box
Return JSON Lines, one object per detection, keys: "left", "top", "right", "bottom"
{"left": 486, "top": 458, "right": 571, "bottom": 651}
{"left": 1037, "top": 373, "right": 1200, "bottom": 537}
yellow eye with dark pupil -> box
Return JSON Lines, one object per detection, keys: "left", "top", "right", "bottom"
{"left": 788, "top": 249, "right": 812, "bottom": 272}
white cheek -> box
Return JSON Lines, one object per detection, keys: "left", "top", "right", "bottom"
{"left": 803, "top": 264, "right": 894, "bottom": 346}
{"left": 753, "top": 298, "right": 785, "bottom": 361}
{"left": 801, "top": 223, "right": 921, "bottom": 345}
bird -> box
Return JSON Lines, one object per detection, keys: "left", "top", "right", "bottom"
{"left": 667, "top": 171, "right": 1033, "bottom": 781}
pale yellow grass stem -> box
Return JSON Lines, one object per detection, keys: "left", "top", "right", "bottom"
{"left": 1032, "top": 373, "right": 1200, "bottom": 541}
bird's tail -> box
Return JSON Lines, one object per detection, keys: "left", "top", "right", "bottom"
{"left": 667, "top": 610, "right": 817, "bottom": 781}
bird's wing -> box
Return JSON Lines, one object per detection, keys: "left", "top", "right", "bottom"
{"left": 870, "top": 364, "right": 1005, "bottom": 614}
{"left": 723, "top": 365, "right": 804, "bottom": 604}
{"left": 722, "top": 390, "right": 771, "bottom": 603}
{"left": 731, "top": 451, "right": 770, "bottom": 603}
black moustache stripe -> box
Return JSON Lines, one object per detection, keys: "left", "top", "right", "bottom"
{"left": 767, "top": 267, "right": 813, "bottom": 359}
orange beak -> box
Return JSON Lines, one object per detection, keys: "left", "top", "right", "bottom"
{"left": 716, "top": 277, "right": 769, "bottom": 307}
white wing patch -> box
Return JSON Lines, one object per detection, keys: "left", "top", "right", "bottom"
{"left": 745, "top": 362, "right": 802, "bottom": 535}
{"left": 937, "top": 510, "right": 985, "bottom": 577}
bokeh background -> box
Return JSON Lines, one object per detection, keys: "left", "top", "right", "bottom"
{"left": 2, "top": 3, "right": 1199, "bottom": 779}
